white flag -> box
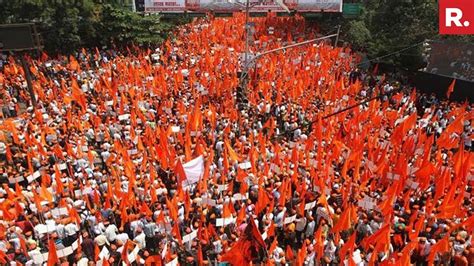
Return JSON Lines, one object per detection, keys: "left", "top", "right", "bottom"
{"left": 182, "top": 155, "right": 205, "bottom": 185}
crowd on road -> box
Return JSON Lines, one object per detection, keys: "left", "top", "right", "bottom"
{"left": 0, "top": 13, "right": 473, "bottom": 266}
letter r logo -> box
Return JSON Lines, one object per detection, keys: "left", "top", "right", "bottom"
{"left": 439, "top": 0, "right": 474, "bottom": 34}
{"left": 446, "top": 8, "right": 464, "bottom": 27}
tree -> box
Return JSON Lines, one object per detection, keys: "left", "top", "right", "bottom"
{"left": 342, "top": 0, "right": 474, "bottom": 71}
{"left": 97, "top": 4, "right": 173, "bottom": 47}
{"left": 0, "top": 0, "right": 100, "bottom": 54}
{"left": 0, "top": 0, "right": 176, "bottom": 54}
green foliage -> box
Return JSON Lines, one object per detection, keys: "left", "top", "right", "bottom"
{"left": 0, "top": 0, "right": 175, "bottom": 54}
{"left": 344, "top": 20, "right": 370, "bottom": 49}
{"left": 98, "top": 4, "right": 173, "bottom": 47}
{"left": 341, "top": 0, "right": 474, "bottom": 71}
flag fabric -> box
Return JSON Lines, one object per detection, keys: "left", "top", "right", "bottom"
{"left": 181, "top": 155, "right": 205, "bottom": 186}
{"left": 446, "top": 79, "right": 456, "bottom": 98}
{"left": 47, "top": 238, "right": 59, "bottom": 266}
{"left": 0, "top": 13, "right": 472, "bottom": 266}
{"left": 220, "top": 218, "right": 266, "bottom": 265}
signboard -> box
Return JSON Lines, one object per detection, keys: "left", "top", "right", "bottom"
{"left": 0, "top": 23, "right": 41, "bottom": 51}
{"left": 343, "top": 3, "right": 362, "bottom": 18}
{"left": 424, "top": 41, "right": 474, "bottom": 82}
{"left": 144, "top": 0, "right": 342, "bottom": 13}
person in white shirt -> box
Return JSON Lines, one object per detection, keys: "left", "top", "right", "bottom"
{"left": 272, "top": 245, "right": 285, "bottom": 265}
{"left": 305, "top": 216, "right": 316, "bottom": 239}
{"left": 104, "top": 221, "right": 119, "bottom": 243}
{"left": 323, "top": 239, "right": 337, "bottom": 264}
{"left": 0, "top": 142, "right": 6, "bottom": 162}
{"left": 134, "top": 226, "right": 146, "bottom": 249}
{"left": 295, "top": 215, "right": 307, "bottom": 245}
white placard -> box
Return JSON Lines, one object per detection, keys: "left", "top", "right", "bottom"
{"left": 238, "top": 162, "right": 252, "bottom": 170}
{"left": 216, "top": 217, "right": 236, "bottom": 227}
{"left": 71, "top": 238, "right": 80, "bottom": 250}
{"left": 200, "top": 197, "right": 216, "bottom": 207}
{"left": 414, "top": 149, "right": 424, "bottom": 155}
{"left": 51, "top": 207, "right": 69, "bottom": 217}
{"left": 182, "top": 230, "right": 198, "bottom": 243}
{"left": 232, "top": 193, "right": 247, "bottom": 201}
{"left": 386, "top": 172, "right": 400, "bottom": 181}
{"left": 408, "top": 167, "right": 419, "bottom": 175}
{"left": 27, "top": 171, "right": 41, "bottom": 183}
{"left": 57, "top": 246, "right": 74, "bottom": 258}
{"left": 171, "top": 126, "right": 180, "bottom": 133}
{"left": 118, "top": 114, "right": 131, "bottom": 121}
{"left": 99, "top": 246, "right": 110, "bottom": 259}
{"left": 406, "top": 179, "right": 419, "bottom": 189}
{"left": 32, "top": 253, "right": 48, "bottom": 264}
{"left": 74, "top": 189, "right": 83, "bottom": 197}
{"left": 217, "top": 184, "right": 228, "bottom": 193}
{"left": 305, "top": 201, "right": 316, "bottom": 211}
{"left": 366, "top": 161, "right": 377, "bottom": 172}
{"left": 357, "top": 196, "right": 377, "bottom": 211}
{"left": 127, "top": 149, "right": 138, "bottom": 155}
{"left": 128, "top": 246, "right": 140, "bottom": 263}
{"left": 284, "top": 215, "right": 297, "bottom": 225}
{"left": 270, "top": 164, "right": 281, "bottom": 174}
{"left": 9, "top": 176, "right": 25, "bottom": 184}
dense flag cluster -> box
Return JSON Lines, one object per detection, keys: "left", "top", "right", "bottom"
{"left": 0, "top": 13, "right": 473, "bottom": 266}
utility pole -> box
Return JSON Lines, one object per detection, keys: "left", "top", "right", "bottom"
{"left": 244, "top": 0, "right": 250, "bottom": 76}
{"left": 335, "top": 25, "right": 341, "bottom": 47}
{"left": 19, "top": 55, "right": 37, "bottom": 108}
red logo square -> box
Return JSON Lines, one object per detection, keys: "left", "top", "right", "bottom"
{"left": 439, "top": 0, "right": 474, "bottom": 34}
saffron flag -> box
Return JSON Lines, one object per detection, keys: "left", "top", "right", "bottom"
{"left": 446, "top": 79, "right": 456, "bottom": 98}
{"left": 220, "top": 218, "right": 266, "bottom": 265}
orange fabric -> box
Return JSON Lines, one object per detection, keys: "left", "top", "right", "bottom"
{"left": 47, "top": 238, "right": 59, "bottom": 266}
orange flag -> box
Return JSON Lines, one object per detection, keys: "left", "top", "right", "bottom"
{"left": 446, "top": 79, "right": 456, "bottom": 98}
{"left": 47, "top": 238, "right": 59, "bottom": 266}
{"left": 121, "top": 240, "right": 130, "bottom": 265}
{"left": 225, "top": 138, "right": 241, "bottom": 162}
{"left": 285, "top": 245, "right": 294, "bottom": 261}
{"left": 338, "top": 232, "right": 356, "bottom": 262}
{"left": 172, "top": 222, "right": 183, "bottom": 245}
{"left": 222, "top": 202, "right": 232, "bottom": 218}
{"left": 332, "top": 204, "right": 353, "bottom": 234}
{"left": 94, "top": 242, "right": 100, "bottom": 261}
{"left": 40, "top": 185, "right": 54, "bottom": 203}
{"left": 174, "top": 160, "right": 187, "bottom": 184}
{"left": 220, "top": 218, "right": 266, "bottom": 265}
{"left": 0, "top": 249, "right": 7, "bottom": 264}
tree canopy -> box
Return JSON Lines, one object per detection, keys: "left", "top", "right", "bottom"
{"left": 0, "top": 0, "right": 177, "bottom": 54}
{"left": 1, "top": 0, "right": 472, "bottom": 70}
{"left": 341, "top": 0, "right": 474, "bottom": 71}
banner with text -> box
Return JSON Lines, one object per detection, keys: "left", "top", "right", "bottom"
{"left": 144, "top": 0, "right": 342, "bottom": 13}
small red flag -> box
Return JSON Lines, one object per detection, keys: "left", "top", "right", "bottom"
{"left": 446, "top": 79, "right": 456, "bottom": 98}
{"left": 47, "top": 238, "right": 59, "bottom": 266}
{"left": 121, "top": 240, "right": 130, "bottom": 265}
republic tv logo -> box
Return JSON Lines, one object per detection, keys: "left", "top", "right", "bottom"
{"left": 439, "top": 0, "right": 474, "bottom": 34}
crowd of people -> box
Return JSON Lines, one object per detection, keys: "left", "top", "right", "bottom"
{"left": 0, "top": 13, "right": 473, "bottom": 266}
